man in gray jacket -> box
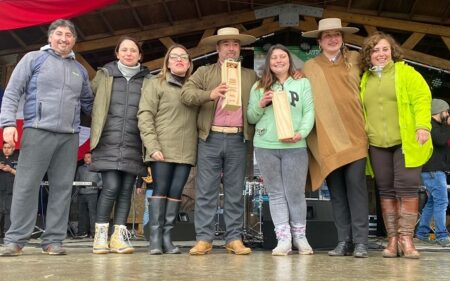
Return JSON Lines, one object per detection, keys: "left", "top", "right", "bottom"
{"left": 0, "top": 19, "right": 93, "bottom": 256}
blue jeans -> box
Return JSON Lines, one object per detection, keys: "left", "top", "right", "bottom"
{"left": 416, "top": 171, "right": 449, "bottom": 240}
{"left": 143, "top": 189, "right": 153, "bottom": 225}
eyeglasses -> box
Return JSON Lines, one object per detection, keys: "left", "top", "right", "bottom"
{"left": 169, "top": 54, "right": 189, "bottom": 61}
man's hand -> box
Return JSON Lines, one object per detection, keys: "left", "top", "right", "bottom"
{"left": 210, "top": 83, "right": 228, "bottom": 100}
{"left": 3, "top": 127, "right": 18, "bottom": 147}
{"left": 259, "top": 90, "right": 273, "bottom": 108}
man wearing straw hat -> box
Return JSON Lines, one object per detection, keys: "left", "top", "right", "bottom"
{"left": 181, "top": 27, "right": 257, "bottom": 255}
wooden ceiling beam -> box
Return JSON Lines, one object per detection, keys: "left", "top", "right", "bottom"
{"left": 442, "top": 36, "right": 450, "bottom": 50}
{"left": 377, "top": 0, "right": 385, "bottom": 16}
{"left": 200, "top": 29, "right": 216, "bottom": 41}
{"left": 99, "top": 12, "right": 115, "bottom": 34}
{"left": 409, "top": 0, "right": 419, "bottom": 19}
{"left": 323, "top": 8, "right": 450, "bottom": 37}
{"left": 161, "top": 0, "right": 174, "bottom": 25}
{"left": 346, "top": 0, "right": 352, "bottom": 12}
{"left": 73, "top": 10, "right": 259, "bottom": 53}
{"left": 441, "top": 3, "right": 450, "bottom": 23}
{"left": 402, "top": 33, "right": 425, "bottom": 50}
{"left": 126, "top": 0, "right": 145, "bottom": 29}
{"left": 159, "top": 37, "right": 176, "bottom": 49}
{"left": 8, "top": 31, "right": 27, "bottom": 48}
{"left": 74, "top": 26, "right": 86, "bottom": 41}
{"left": 75, "top": 53, "right": 96, "bottom": 80}
{"left": 193, "top": 0, "right": 202, "bottom": 19}
{"left": 364, "top": 25, "right": 378, "bottom": 36}
{"left": 326, "top": 5, "right": 450, "bottom": 25}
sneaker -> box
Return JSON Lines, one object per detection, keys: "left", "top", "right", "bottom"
{"left": 416, "top": 236, "right": 436, "bottom": 244}
{"left": 42, "top": 244, "right": 67, "bottom": 255}
{"left": 293, "top": 237, "right": 314, "bottom": 255}
{"left": 73, "top": 233, "right": 89, "bottom": 239}
{"left": 272, "top": 240, "right": 292, "bottom": 256}
{"left": 110, "top": 225, "right": 134, "bottom": 254}
{"left": 328, "top": 241, "right": 354, "bottom": 256}
{"left": 0, "top": 243, "right": 22, "bottom": 257}
{"left": 436, "top": 237, "right": 450, "bottom": 247}
{"left": 353, "top": 243, "right": 368, "bottom": 258}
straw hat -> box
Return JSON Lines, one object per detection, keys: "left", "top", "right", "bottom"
{"left": 302, "top": 18, "right": 359, "bottom": 38}
{"left": 200, "top": 27, "right": 256, "bottom": 46}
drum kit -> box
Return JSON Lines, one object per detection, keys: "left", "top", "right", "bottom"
{"left": 214, "top": 176, "right": 267, "bottom": 245}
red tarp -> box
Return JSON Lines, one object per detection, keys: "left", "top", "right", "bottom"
{"left": 0, "top": 0, "right": 118, "bottom": 30}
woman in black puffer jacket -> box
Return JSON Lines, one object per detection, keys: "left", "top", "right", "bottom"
{"left": 90, "top": 36, "right": 150, "bottom": 254}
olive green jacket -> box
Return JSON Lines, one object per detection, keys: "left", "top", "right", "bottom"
{"left": 138, "top": 74, "right": 198, "bottom": 165}
{"left": 180, "top": 62, "right": 258, "bottom": 141}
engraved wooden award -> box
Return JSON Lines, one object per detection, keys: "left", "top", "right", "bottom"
{"left": 221, "top": 59, "right": 242, "bottom": 111}
{"left": 272, "top": 90, "right": 294, "bottom": 140}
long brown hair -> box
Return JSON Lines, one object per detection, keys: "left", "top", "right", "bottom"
{"left": 360, "top": 32, "right": 404, "bottom": 72}
{"left": 158, "top": 44, "right": 193, "bottom": 81}
{"left": 257, "top": 44, "right": 296, "bottom": 91}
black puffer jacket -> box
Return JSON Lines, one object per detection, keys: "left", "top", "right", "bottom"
{"left": 90, "top": 61, "right": 150, "bottom": 176}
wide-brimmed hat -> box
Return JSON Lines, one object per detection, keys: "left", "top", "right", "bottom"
{"left": 302, "top": 18, "right": 359, "bottom": 38}
{"left": 200, "top": 27, "right": 256, "bottom": 46}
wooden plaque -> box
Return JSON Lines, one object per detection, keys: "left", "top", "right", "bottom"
{"left": 221, "top": 59, "right": 242, "bottom": 111}
{"left": 272, "top": 90, "right": 294, "bottom": 140}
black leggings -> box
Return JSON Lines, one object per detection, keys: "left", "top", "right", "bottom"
{"left": 150, "top": 162, "right": 191, "bottom": 199}
{"left": 96, "top": 170, "right": 136, "bottom": 225}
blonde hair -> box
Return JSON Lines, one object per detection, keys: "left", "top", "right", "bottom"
{"left": 318, "top": 31, "right": 352, "bottom": 69}
{"left": 158, "top": 44, "right": 193, "bottom": 81}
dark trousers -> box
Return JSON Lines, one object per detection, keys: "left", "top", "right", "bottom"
{"left": 369, "top": 145, "right": 422, "bottom": 198}
{"left": 326, "top": 158, "right": 369, "bottom": 244}
{"left": 0, "top": 192, "right": 12, "bottom": 235}
{"left": 150, "top": 162, "right": 191, "bottom": 199}
{"left": 195, "top": 132, "right": 247, "bottom": 243}
{"left": 96, "top": 171, "right": 136, "bottom": 225}
{"left": 77, "top": 193, "right": 98, "bottom": 235}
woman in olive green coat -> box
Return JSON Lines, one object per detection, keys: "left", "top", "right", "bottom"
{"left": 138, "top": 44, "right": 197, "bottom": 255}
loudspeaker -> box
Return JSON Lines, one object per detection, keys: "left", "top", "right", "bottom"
{"left": 144, "top": 211, "right": 196, "bottom": 241}
{"left": 262, "top": 199, "right": 338, "bottom": 250}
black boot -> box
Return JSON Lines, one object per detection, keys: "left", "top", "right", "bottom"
{"left": 162, "top": 199, "right": 181, "bottom": 254}
{"left": 149, "top": 197, "right": 166, "bottom": 255}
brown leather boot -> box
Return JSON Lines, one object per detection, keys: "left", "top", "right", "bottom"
{"left": 398, "top": 197, "right": 420, "bottom": 259}
{"left": 380, "top": 198, "right": 399, "bottom": 258}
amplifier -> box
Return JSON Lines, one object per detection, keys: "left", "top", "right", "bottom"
{"left": 262, "top": 199, "right": 338, "bottom": 250}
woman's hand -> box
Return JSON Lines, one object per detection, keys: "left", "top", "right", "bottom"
{"left": 259, "top": 90, "right": 273, "bottom": 108}
{"left": 416, "top": 129, "right": 430, "bottom": 145}
{"left": 280, "top": 133, "right": 302, "bottom": 143}
{"left": 151, "top": 151, "right": 165, "bottom": 161}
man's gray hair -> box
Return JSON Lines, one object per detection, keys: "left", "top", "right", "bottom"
{"left": 47, "top": 19, "right": 77, "bottom": 39}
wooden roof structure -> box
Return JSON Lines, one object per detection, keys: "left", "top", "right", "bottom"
{"left": 0, "top": 0, "right": 449, "bottom": 83}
